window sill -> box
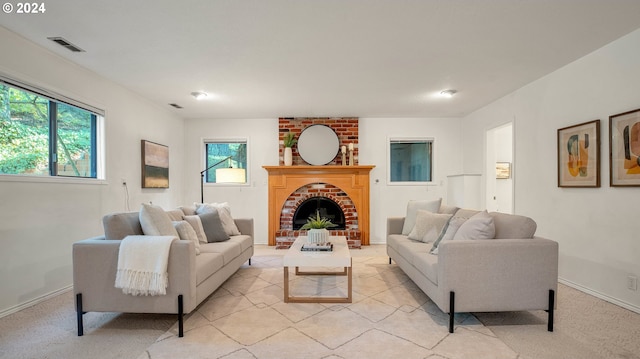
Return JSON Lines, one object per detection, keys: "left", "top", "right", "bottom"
{"left": 387, "top": 181, "right": 439, "bottom": 186}
{"left": 0, "top": 174, "right": 107, "bottom": 185}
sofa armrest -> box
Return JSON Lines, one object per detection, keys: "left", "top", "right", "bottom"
{"left": 72, "top": 236, "right": 198, "bottom": 313}
{"left": 437, "top": 236, "right": 558, "bottom": 312}
{"left": 234, "top": 218, "right": 254, "bottom": 239}
{"left": 387, "top": 217, "right": 405, "bottom": 236}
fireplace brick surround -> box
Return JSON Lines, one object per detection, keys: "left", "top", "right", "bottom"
{"left": 263, "top": 165, "right": 374, "bottom": 248}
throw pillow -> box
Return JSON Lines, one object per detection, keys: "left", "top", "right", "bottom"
{"left": 401, "top": 198, "right": 442, "bottom": 235}
{"left": 407, "top": 210, "right": 453, "bottom": 243}
{"left": 165, "top": 209, "right": 185, "bottom": 221}
{"left": 183, "top": 215, "right": 208, "bottom": 244}
{"left": 453, "top": 210, "right": 495, "bottom": 241}
{"left": 172, "top": 220, "right": 201, "bottom": 255}
{"left": 139, "top": 203, "right": 179, "bottom": 237}
{"left": 195, "top": 202, "right": 241, "bottom": 236}
{"left": 198, "top": 211, "right": 230, "bottom": 243}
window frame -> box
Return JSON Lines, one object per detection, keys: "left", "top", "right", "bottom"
{"left": 0, "top": 74, "right": 105, "bottom": 183}
{"left": 387, "top": 137, "right": 435, "bottom": 186}
{"left": 202, "top": 138, "right": 250, "bottom": 186}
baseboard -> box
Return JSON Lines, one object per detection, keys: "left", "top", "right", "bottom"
{"left": 0, "top": 285, "right": 73, "bottom": 319}
{"left": 559, "top": 277, "right": 640, "bottom": 314}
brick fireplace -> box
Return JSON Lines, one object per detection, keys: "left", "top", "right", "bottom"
{"left": 266, "top": 117, "right": 373, "bottom": 248}
{"left": 263, "top": 165, "right": 374, "bottom": 248}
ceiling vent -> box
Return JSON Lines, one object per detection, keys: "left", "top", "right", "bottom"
{"left": 169, "top": 103, "right": 183, "bottom": 109}
{"left": 47, "top": 37, "right": 85, "bottom": 52}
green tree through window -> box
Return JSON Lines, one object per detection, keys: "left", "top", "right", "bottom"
{"left": 0, "top": 83, "right": 98, "bottom": 178}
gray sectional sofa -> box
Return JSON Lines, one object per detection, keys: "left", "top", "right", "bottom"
{"left": 72, "top": 205, "right": 253, "bottom": 337}
{"left": 387, "top": 207, "right": 558, "bottom": 333}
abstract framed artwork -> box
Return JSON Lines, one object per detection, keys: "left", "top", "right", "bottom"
{"left": 557, "top": 120, "right": 600, "bottom": 187}
{"left": 141, "top": 140, "right": 169, "bottom": 188}
{"left": 610, "top": 108, "right": 640, "bottom": 187}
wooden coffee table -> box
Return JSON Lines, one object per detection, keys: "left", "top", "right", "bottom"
{"left": 283, "top": 236, "right": 352, "bottom": 303}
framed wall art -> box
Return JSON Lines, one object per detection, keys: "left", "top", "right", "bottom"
{"left": 610, "top": 108, "right": 640, "bottom": 187}
{"left": 495, "top": 162, "right": 511, "bottom": 179}
{"left": 557, "top": 120, "right": 600, "bottom": 187}
{"left": 141, "top": 140, "right": 169, "bottom": 188}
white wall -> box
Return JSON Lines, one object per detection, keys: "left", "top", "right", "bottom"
{"left": 0, "top": 27, "right": 185, "bottom": 315}
{"left": 359, "top": 117, "right": 463, "bottom": 243}
{"left": 183, "top": 118, "right": 279, "bottom": 245}
{"left": 462, "top": 29, "right": 640, "bottom": 312}
{"left": 183, "top": 117, "right": 463, "bottom": 245}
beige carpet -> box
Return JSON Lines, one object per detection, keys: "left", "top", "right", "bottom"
{"left": 137, "top": 253, "right": 516, "bottom": 359}
{"left": 1, "top": 245, "right": 639, "bottom": 359}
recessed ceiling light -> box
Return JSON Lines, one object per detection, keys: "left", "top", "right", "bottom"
{"left": 191, "top": 91, "right": 209, "bottom": 100}
{"left": 440, "top": 89, "right": 457, "bottom": 98}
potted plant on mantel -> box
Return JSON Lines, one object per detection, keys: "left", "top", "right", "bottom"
{"left": 300, "top": 210, "right": 337, "bottom": 244}
{"left": 283, "top": 131, "right": 296, "bottom": 166}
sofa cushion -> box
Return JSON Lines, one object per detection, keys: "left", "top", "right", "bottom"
{"left": 408, "top": 210, "right": 452, "bottom": 243}
{"left": 139, "top": 203, "right": 179, "bottom": 237}
{"left": 173, "top": 220, "right": 201, "bottom": 255}
{"left": 183, "top": 215, "right": 208, "bottom": 244}
{"left": 196, "top": 202, "right": 241, "bottom": 236}
{"left": 228, "top": 235, "right": 253, "bottom": 252}
{"left": 386, "top": 234, "right": 407, "bottom": 252}
{"left": 198, "top": 211, "right": 230, "bottom": 243}
{"left": 412, "top": 251, "right": 439, "bottom": 285}
{"left": 490, "top": 212, "right": 537, "bottom": 239}
{"left": 402, "top": 198, "right": 442, "bottom": 235}
{"left": 199, "top": 241, "right": 243, "bottom": 265}
{"left": 103, "top": 212, "right": 143, "bottom": 240}
{"left": 195, "top": 253, "right": 224, "bottom": 285}
{"left": 453, "top": 210, "right": 495, "bottom": 241}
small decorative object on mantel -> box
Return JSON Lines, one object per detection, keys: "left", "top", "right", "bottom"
{"left": 341, "top": 145, "right": 347, "bottom": 165}
{"left": 301, "top": 210, "right": 337, "bottom": 244}
{"left": 283, "top": 131, "right": 296, "bottom": 166}
{"left": 348, "top": 143, "right": 354, "bottom": 166}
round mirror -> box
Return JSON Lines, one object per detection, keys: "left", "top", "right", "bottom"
{"left": 297, "top": 125, "right": 340, "bottom": 165}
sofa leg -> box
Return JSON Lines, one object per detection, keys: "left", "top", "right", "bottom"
{"left": 548, "top": 289, "right": 555, "bottom": 332}
{"left": 449, "top": 291, "right": 455, "bottom": 333}
{"left": 249, "top": 258, "right": 252, "bottom": 266}
{"left": 178, "top": 294, "right": 184, "bottom": 337}
{"left": 388, "top": 257, "right": 391, "bottom": 265}
{"left": 76, "top": 293, "right": 84, "bottom": 336}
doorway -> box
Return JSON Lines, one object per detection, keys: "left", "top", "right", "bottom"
{"left": 486, "top": 122, "right": 514, "bottom": 213}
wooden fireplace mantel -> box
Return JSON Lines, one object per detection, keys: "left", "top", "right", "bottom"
{"left": 263, "top": 165, "right": 375, "bottom": 246}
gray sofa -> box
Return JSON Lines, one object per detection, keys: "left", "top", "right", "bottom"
{"left": 72, "top": 206, "right": 253, "bottom": 337}
{"left": 387, "top": 209, "right": 558, "bottom": 333}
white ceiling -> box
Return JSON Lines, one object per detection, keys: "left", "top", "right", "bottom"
{"left": 2, "top": 0, "right": 640, "bottom": 120}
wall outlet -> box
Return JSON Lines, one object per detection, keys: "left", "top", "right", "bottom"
{"left": 627, "top": 276, "right": 637, "bottom": 291}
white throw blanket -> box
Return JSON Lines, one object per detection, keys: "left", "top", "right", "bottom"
{"left": 115, "top": 235, "right": 177, "bottom": 296}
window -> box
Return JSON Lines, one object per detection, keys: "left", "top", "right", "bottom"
{"left": 204, "top": 140, "right": 247, "bottom": 184}
{"left": 0, "top": 78, "right": 102, "bottom": 179}
{"left": 388, "top": 138, "right": 433, "bottom": 184}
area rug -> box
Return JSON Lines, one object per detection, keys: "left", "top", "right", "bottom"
{"left": 136, "top": 255, "right": 518, "bottom": 359}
